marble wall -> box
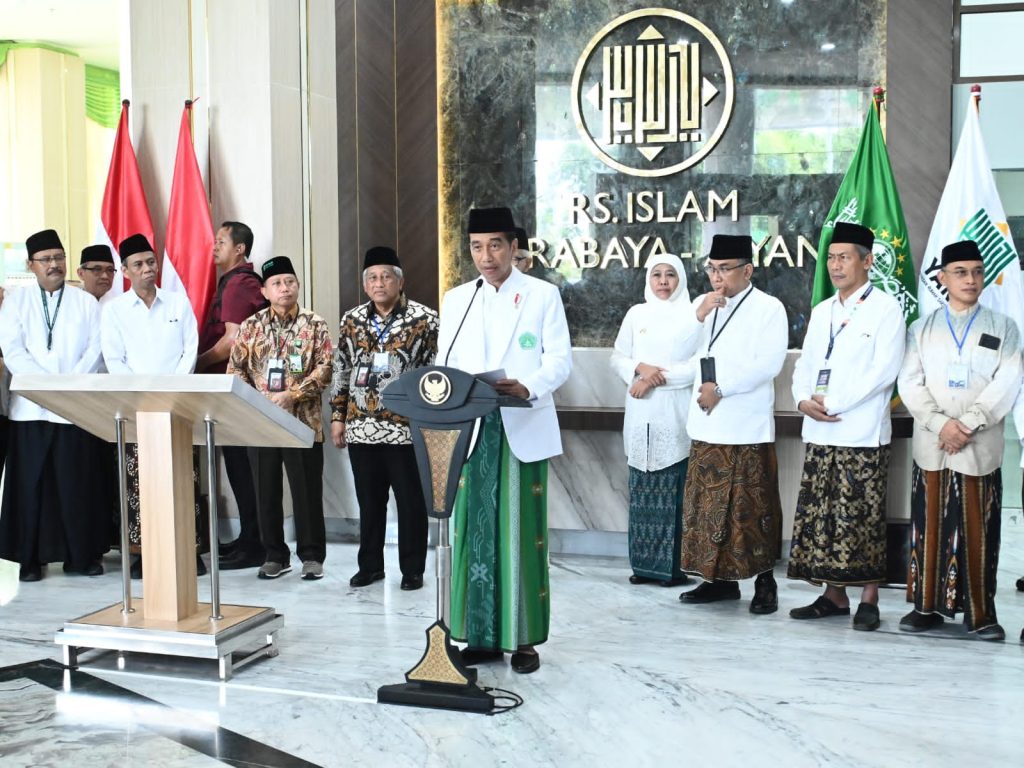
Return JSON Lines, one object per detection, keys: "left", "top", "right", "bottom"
{"left": 438, "top": 0, "right": 886, "bottom": 349}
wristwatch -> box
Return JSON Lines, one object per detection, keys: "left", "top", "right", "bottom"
{"left": 714, "top": 385, "right": 723, "bottom": 398}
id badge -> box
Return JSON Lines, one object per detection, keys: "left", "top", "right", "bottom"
{"left": 947, "top": 363, "right": 969, "bottom": 390}
{"left": 355, "top": 365, "right": 370, "bottom": 387}
{"left": 371, "top": 351, "right": 390, "bottom": 374}
{"left": 288, "top": 353, "right": 303, "bottom": 374}
{"left": 267, "top": 359, "right": 286, "bottom": 392}
{"left": 699, "top": 356, "right": 716, "bottom": 384}
{"left": 815, "top": 369, "right": 831, "bottom": 395}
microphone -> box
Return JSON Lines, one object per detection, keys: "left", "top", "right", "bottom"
{"left": 444, "top": 278, "right": 483, "bottom": 367}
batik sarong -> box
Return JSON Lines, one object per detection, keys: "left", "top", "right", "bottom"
{"left": 788, "top": 443, "right": 890, "bottom": 585}
{"left": 681, "top": 440, "right": 782, "bottom": 581}
{"left": 907, "top": 463, "right": 1001, "bottom": 632}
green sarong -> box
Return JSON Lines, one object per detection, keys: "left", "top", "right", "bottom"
{"left": 450, "top": 411, "right": 550, "bottom": 651}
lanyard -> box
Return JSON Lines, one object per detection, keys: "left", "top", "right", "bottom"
{"left": 945, "top": 306, "right": 980, "bottom": 358}
{"left": 826, "top": 284, "right": 873, "bottom": 360}
{"left": 270, "top": 312, "right": 296, "bottom": 359}
{"left": 370, "top": 311, "right": 398, "bottom": 350}
{"left": 40, "top": 286, "right": 65, "bottom": 352}
{"left": 707, "top": 285, "right": 753, "bottom": 353}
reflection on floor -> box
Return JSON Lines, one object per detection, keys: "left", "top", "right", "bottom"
{"left": 0, "top": 516, "right": 1022, "bottom": 767}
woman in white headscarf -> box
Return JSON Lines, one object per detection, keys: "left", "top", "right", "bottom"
{"left": 611, "top": 254, "right": 702, "bottom": 587}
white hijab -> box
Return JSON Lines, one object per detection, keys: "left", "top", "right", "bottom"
{"left": 642, "top": 253, "right": 688, "bottom": 306}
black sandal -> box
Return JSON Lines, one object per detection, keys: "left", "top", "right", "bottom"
{"left": 789, "top": 595, "right": 850, "bottom": 620}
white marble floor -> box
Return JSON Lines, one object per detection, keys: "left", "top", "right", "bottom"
{"left": 1, "top": 514, "right": 1023, "bottom": 768}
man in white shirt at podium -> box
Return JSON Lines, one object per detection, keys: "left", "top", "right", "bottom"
{"left": 437, "top": 206, "right": 572, "bottom": 675}
{"left": 0, "top": 229, "right": 104, "bottom": 582}
{"left": 100, "top": 233, "right": 202, "bottom": 577}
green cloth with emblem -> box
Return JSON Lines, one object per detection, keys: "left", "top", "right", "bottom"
{"left": 450, "top": 411, "right": 550, "bottom": 651}
{"left": 812, "top": 93, "right": 917, "bottom": 327}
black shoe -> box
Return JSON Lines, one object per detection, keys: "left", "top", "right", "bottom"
{"left": 19, "top": 564, "right": 42, "bottom": 582}
{"left": 975, "top": 623, "right": 1005, "bottom": 642}
{"left": 899, "top": 610, "right": 944, "bottom": 633}
{"left": 219, "top": 551, "right": 264, "bottom": 570}
{"left": 460, "top": 648, "right": 504, "bottom": 666}
{"left": 628, "top": 574, "right": 655, "bottom": 585}
{"left": 1017, "top": 576, "right": 1024, "bottom": 592}
{"left": 790, "top": 595, "right": 851, "bottom": 620}
{"left": 852, "top": 602, "right": 881, "bottom": 631}
{"left": 130, "top": 555, "right": 143, "bottom": 579}
{"left": 510, "top": 650, "right": 540, "bottom": 674}
{"left": 68, "top": 562, "right": 103, "bottom": 577}
{"left": 400, "top": 574, "right": 424, "bottom": 591}
{"left": 749, "top": 573, "right": 778, "bottom": 615}
{"left": 679, "top": 580, "right": 740, "bottom": 603}
{"left": 658, "top": 575, "right": 692, "bottom": 587}
{"left": 349, "top": 570, "right": 385, "bottom": 587}
{"left": 218, "top": 538, "right": 240, "bottom": 557}
{"left": 197, "top": 554, "right": 207, "bottom": 577}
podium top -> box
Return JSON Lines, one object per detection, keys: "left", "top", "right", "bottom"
{"left": 11, "top": 373, "right": 314, "bottom": 448}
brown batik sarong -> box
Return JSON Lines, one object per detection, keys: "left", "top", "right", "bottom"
{"left": 681, "top": 440, "right": 782, "bottom": 581}
{"left": 787, "top": 443, "right": 890, "bottom": 586}
{"left": 907, "top": 463, "right": 1001, "bottom": 632}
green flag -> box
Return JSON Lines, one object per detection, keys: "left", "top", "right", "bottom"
{"left": 813, "top": 97, "right": 918, "bottom": 326}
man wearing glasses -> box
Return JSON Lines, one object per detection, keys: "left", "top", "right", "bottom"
{"left": 786, "top": 223, "right": 905, "bottom": 631}
{"left": 512, "top": 227, "right": 532, "bottom": 274}
{"left": 678, "top": 234, "right": 787, "bottom": 615}
{"left": 0, "top": 229, "right": 104, "bottom": 581}
{"left": 76, "top": 245, "right": 117, "bottom": 303}
{"left": 898, "top": 240, "right": 1021, "bottom": 641}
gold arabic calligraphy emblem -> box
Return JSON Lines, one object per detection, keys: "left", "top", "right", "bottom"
{"left": 419, "top": 371, "right": 452, "bottom": 405}
{"left": 572, "top": 8, "right": 734, "bottom": 177}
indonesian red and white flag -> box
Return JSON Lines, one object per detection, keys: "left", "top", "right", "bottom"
{"left": 162, "top": 100, "right": 215, "bottom": 327}
{"left": 96, "top": 100, "right": 155, "bottom": 300}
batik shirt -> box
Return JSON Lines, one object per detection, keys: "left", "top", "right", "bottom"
{"left": 330, "top": 295, "right": 438, "bottom": 445}
{"left": 228, "top": 304, "right": 333, "bottom": 442}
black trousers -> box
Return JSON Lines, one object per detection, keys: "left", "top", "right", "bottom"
{"left": 0, "top": 420, "right": 105, "bottom": 568}
{"left": 0, "top": 415, "right": 7, "bottom": 490}
{"left": 348, "top": 443, "right": 428, "bottom": 577}
{"left": 222, "top": 446, "right": 263, "bottom": 558}
{"left": 255, "top": 443, "right": 325, "bottom": 565}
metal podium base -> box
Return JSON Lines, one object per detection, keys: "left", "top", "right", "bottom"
{"left": 377, "top": 620, "right": 495, "bottom": 714}
{"left": 55, "top": 600, "right": 284, "bottom": 681}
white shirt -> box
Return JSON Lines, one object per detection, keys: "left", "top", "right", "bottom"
{"left": 0, "top": 283, "right": 102, "bottom": 423}
{"left": 899, "top": 305, "right": 1021, "bottom": 475}
{"left": 686, "top": 285, "right": 788, "bottom": 445}
{"left": 791, "top": 283, "right": 906, "bottom": 447}
{"left": 101, "top": 287, "right": 198, "bottom": 374}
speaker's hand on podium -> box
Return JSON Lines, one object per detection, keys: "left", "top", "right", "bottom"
{"left": 269, "top": 390, "right": 293, "bottom": 411}
{"left": 493, "top": 378, "right": 529, "bottom": 401}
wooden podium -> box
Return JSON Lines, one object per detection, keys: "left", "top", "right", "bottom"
{"left": 11, "top": 373, "right": 314, "bottom": 679}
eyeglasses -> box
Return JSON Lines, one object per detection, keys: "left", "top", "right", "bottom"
{"left": 826, "top": 253, "right": 861, "bottom": 264}
{"left": 942, "top": 267, "right": 984, "bottom": 280}
{"left": 81, "top": 265, "right": 116, "bottom": 275}
{"left": 513, "top": 255, "right": 528, "bottom": 263}
{"left": 703, "top": 263, "right": 744, "bottom": 276}
{"left": 31, "top": 254, "right": 66, "bottom": 265}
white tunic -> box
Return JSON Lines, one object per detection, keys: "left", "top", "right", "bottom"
{"left": 899, "top": 305, "right": 1021, "bottom": 475}
{"left": 437, "top": 267, "right": 572, "bottom": 463}
{"left": 791, "top": 282, "right": 906, "bottom": 447}
{"left": 686, "top": 285, "right": 788, "bottom": 445}
{"left": 0, "top": 283, "right": 102, "bottom": 423}
{"left": 611, "top": 255, "right": 702, "bottom": 471}
{"left": 101, "top": 287, "right": 198, "bottom": 374}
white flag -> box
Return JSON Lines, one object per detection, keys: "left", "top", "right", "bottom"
{"left": 918, "top": 93, "right": 1023, "bottom": 334}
